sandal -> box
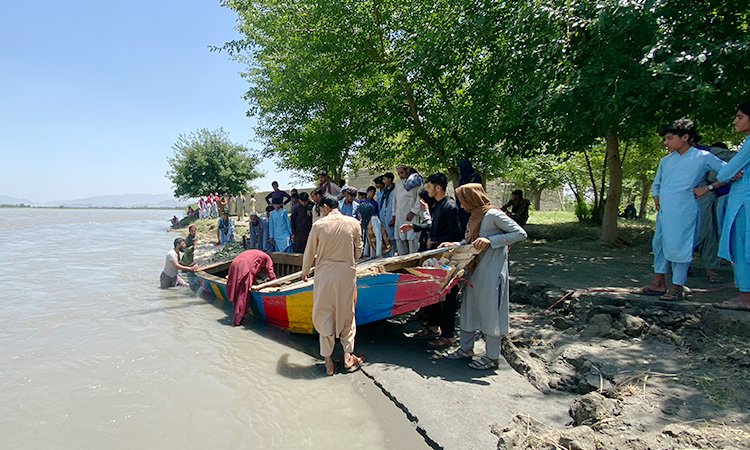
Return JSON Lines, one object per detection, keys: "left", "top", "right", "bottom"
{"left": 444, "top": 348, "right": 473, "bottom": 359}
{"left": 428, "top": 336, "right": 456, "bottom": 347}
{"left": 344, "top": 354, "right": 365, "bottom": 373}
{"left": 714, "top": 300, "right": 750, "bottom": 311}
{"left": 707, "top": 272, "right": 723, "bottom": 284}
{"left": 659, "top": 289, "right": 684, "bottom": 302}
{"left": 413, "top": 328, "right": 440, "bottom": 338}
{"left": 632, "top": 286, "right": 667, "bottom": 296}
{"left": 468, "top": 356, "right": 499, "bottom": 370}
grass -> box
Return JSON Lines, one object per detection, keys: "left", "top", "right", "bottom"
{"left": 524, "top": 210, "right": 655, "bottom": 251}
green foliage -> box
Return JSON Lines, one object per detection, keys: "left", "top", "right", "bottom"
{"left": 166, "top": 128, "right": 263, "bottom": 198}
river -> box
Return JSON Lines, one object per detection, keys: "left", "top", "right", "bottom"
{"left": 0, "top": 208, "right": 428, "bottom": 449}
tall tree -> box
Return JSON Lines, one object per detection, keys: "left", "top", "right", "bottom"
{"left": 166, "top": 128, "right": 262, "bottom": 198}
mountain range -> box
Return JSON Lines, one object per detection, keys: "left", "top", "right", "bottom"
{"left": 0, "top": 194, "right": 188, "bottom": 208}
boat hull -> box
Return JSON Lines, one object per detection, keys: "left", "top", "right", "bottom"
{"left": 195, "top": 251, "right": 455, "bottom": 334}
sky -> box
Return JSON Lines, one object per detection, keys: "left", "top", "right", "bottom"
{"left": 0, "top": 1, "right": 298, "bottom": 203}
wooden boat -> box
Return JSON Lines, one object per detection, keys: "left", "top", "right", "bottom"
{"left": 195, "top": 246, "right": 478, "bottom": 333}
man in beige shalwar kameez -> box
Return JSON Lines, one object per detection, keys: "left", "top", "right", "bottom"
{"left": 301, "top": 194, "right": 364, "bottom": 376}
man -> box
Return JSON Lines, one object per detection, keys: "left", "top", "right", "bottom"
{"left": 289, "top": 192, "right": 300, "bottom": 213}
{"left": 248, "top": 211, "right": 269, "bottom": 251}
{"left": 501, "top": 190, "right": 531, "bottom": 226}
{"left": 691, "top": 142, "right": 735, "bottom": 283}
{"left": 210, "top": 193, "right": 219, "bottom": 218}
{"left": 357, "top": 188, "right": 367, "bottom": 204}
{"left": 635, "top": 118, "right": 725, "bottom": 301}
{"left": 373, "top": 176, "right": 385, "bottom": 205}
{"left": 226, "top": 249, "right": 276, "bottom": 326}
{"left": 301, "top": 194, "right": 364, "bottom": 376}
{"left": 392, "top": 164, "right": 423, "bottom": 255}
{"left": 236, "top": 191, "right": 246, "bottom": 221}
{"left": 160, "top": 237, "right": 198, "bottom": 288}
{"left": 364, "top": 185, "right": 379, "bottom": 215}
{"left": 379, "top": 172, "right": 396, "bottom": 245}
{"left": 217, "top": 210, "right": 235, "bottom": 244}
{"left": 400, "top": 173, "right": 463, "bottom": 346}
{"left": 268, "top": 198, "right": 292, "bottom": 252}
{"left": 265, "top": 181, "right": 291, "bottom": 206}
{"left": 291, "top": 192, "right": 314, "bottom": 253}
{"left": 317, "top": 171, "right": 343, "bottom": 199}
{"left": 338, "top": 187, "right": 360, "bottom": 218}
{"left": 247, "top": 194, "right": 257, "bottom": 217}
{"left": 310, "top": 188, "right": 324, "bottom": 224}
{"left": 181, "top": 224, "right": 199, "bottom": 266}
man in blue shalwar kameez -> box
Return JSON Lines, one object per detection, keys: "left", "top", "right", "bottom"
{"left": 268, "top": 198, "right": 292, "bottom": 253}
{"left": 635, "top": 118, "right": 726, "bottom": 301}
{"left": 714, "top": 101, "right": 750, "bottom": 311}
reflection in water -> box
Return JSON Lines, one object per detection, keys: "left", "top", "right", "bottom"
{"left": 0, "top": 209, "right": 422, "bottom": 449}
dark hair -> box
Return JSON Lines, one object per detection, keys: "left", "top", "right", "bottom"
{"left": 345, "top": 187, "right": 358, "bottom": 197}
{"left": 659, "top": 117, "right": 700, "bottom": 143}
{"left": 299, "top": 192, "right": 309, "bottom": 201}
{"left": 291, "top": 193, "right": 299, "bottom": 200}
{"left": 173, "top": 237, "right": 184, "bottom": 248}
{"left": 271, "top": 181, "right": 279, "bottom": 186}
{"left": 425, "top": 172, "right": 448, "bottom": 191}
{"left": 740, "top": 101, "right": 750, "bottom": 116}
{"left": 512, "top": 189, "right": 524, "bottom": 198}
{"left": 711, "top": 142, "right": 729, "bottom": 149}
{"left": 338, "top": 179, "right": 346, "bottom": 187}
{"left": 383, "top": 172, "right": 395, "bottom": 180}
{"left": 418, "top": 188, "right": 436, "bottom": 208}
{"left": 319, "top": 193, "right": 338, "bottom": 209}
{"left": 317, "top": 171, "right": 328, "bottom": 178}
{"left": 265, "top": 205, "right": 275, "bottom": 212}
{"left": 367, "top": 185, "right": 376, "bottom": 193}
{"left": 291, "top": 188, "right": 298, "bottom": 194}
{"left": 373, "top": 176, "right": 383, "bottom": 184}
{"left": 272, "top": 197, "right": 283, "bottom": 205}
{"left": 311, "top": 188, "right": 323, "bottom": 196}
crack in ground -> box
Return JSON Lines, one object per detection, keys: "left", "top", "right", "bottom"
{"left": 360, "top": 367, "right": 443, "bottom": 450}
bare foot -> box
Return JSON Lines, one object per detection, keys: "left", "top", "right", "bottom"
{"left": 714, "top": 295, "right": 750, "bottom": 311}
{"left": 344, "top": 354, "right": 365, "bottom": 372}
{"left": 325, "top": 359, "right": 338, "bottom": 376}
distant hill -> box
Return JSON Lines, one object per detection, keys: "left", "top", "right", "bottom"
{"left": 0, "top": 193, "right": 188, "bottom": 208}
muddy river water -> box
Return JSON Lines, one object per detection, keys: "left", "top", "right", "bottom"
{"left": 0, "top": 208, "right": 427, "bottom": 449}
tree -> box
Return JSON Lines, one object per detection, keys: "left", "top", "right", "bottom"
{"left": 538, "top": 0, "right": 749, "bottom": 244}
{"left": 219, "top": 0, "right": 557, "bottom": 187}
{"left": 166, "top": 128, "right": 263, "bottom": 198}
{"left": 500, "top": 152, "right": 566, "bottom": 211}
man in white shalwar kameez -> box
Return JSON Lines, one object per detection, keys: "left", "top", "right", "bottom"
{"left": 635, "top": 119, "right": 725, "bottom": 301}
{"left": 392, "top": 164, "right": 422, "bottom": 255}
{"left": 301, "top": 194, "right": 364, "bottom": 376}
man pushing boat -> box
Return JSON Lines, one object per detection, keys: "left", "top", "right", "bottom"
{"left": 301, "top": 194, "right": 364, "bottom": 376}
{"left": 226, "top": 250, "right": 276, "bottom": 326}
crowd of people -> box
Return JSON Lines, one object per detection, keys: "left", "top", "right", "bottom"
{"left": 161, "top": 100, "right": 750, "bottom": 376}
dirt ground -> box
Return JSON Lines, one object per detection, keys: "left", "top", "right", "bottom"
{"left": 175, "top": 218, "right": 750, "bottom": 449}
{"left": 494, "top": 222, "right": 750, "bottom": 450}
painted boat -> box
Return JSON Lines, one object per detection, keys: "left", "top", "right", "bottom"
{"left": 195, "top": 246, "right": 478, "bottom": 333}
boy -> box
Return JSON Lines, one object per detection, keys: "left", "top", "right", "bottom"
{"left": 635, "top": 118, "right": 725, "bottom": 301}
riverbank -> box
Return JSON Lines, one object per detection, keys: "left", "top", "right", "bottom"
{"left": 171, "top": 217, "right": 750, "bottom": 449}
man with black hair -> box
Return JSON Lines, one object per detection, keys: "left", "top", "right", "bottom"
{"left": 265, "top": 181, "right": 291, "bottom": 206}
{"left": 635, "top": 118, "right": 725, "bottom": 301}
{"left": 291, "top": 192, "right": 314, "bottom": 253}
{"left": 301, "top": 194, "right": 364, "bottom": 375}
{"left": 338, "top": 187, "right": 360, "bottom": 218}
{"left": 400, "top": 172, "right": 463, "bottom": 346}
{"left": 501, "top": 190, "right": 531, "bottom": 226}
{"left": 379, "top": 173, "right": 396, "bottom": 244}
{"left": 160, "top": 238, "right": 198, "bottom": 288}
{"left": 317, "top": 171, "right": 343, "bottom": 199}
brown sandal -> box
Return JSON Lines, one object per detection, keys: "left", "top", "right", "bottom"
{"left": 428, "top": 336, "right": 456, "bottom": 347}
{"left": 659, "top": 290, "right": 684, "bottom": 302}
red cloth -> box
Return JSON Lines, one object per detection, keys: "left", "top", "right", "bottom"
{"left": 226, "top": 250, "right": 276, "bottom": 326}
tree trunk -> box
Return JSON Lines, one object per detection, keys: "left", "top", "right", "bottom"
{"left": 600, "top": 131, "right": 623, "bottom": 245}
{"left": 448, "top": 166, "right": 460, "bottom": 191}
{"left": 529, "top": 188, "right": 542, "bottom": 211}
{"left": 639, "top": 175, "right": 652, "bottom": 220}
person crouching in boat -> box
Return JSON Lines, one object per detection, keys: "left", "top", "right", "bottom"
{"left": 301, "top": 194, "right": 364, "bottom": 376}
{"left": 439, "top": 184, "right": 528, "bottom": 370}
{"left": 226, "top": 250, "right": 276, "bottom": 326}
{"left": 161, "top": 237, "right": 199, "bottom": 289}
